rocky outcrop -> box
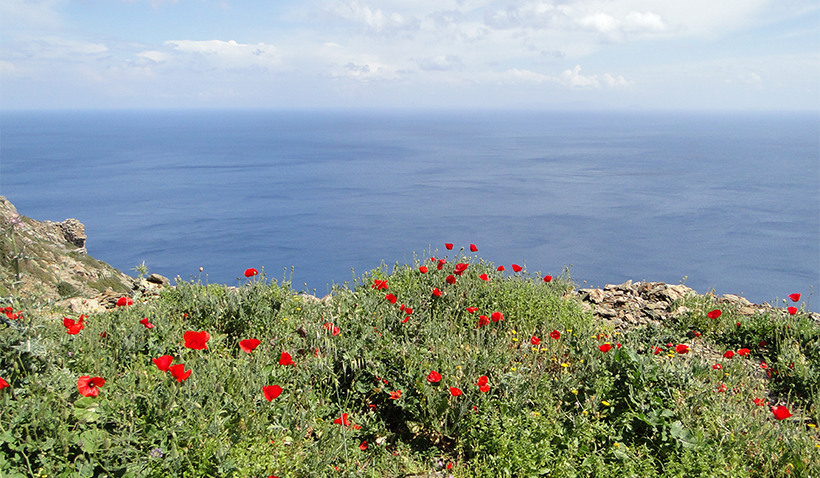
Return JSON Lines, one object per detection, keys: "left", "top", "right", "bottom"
{"left": 576, "top": 280, "right": 819, "bottom": 329}
{"left": 0, "top": 196, "right": 136, "bottom": 305}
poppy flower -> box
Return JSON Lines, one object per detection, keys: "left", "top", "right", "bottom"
{"left": 653, "top": 346, "right": 663, "bottom": 355}
{"left": 531, "top": 336, "right": 541, "bottom": 345}
{"left": 445, "top": 243, "right": 454, "bottom": 250}
{"left": 63, "top": 316, "right": 85, "bottom": 335}
{"left": 466, "top": 307, "right": 478, "bottom": 313}
{"left": 0, "top": 377, "right": 8, "bottom": 389}
{"left": 787, "top": 307, "right": 797, "bottom": 315}
{"left": 712, "top": 364, "right": 722, "bottom": 370}
{"left": 427, "top": 370, "right": 442, "bottom": 383}
{"left": 263, "top": 385, "right": 283, "bottom": 401}
{"left": 450, "top": 387, "right": 463, "bottom": 396}
{"left": 404, "top": 307, "right": 413, "bottom": 315}
{"left": 717, "top": 383, "right": 727, "bottom": 393}
{"left": 153, "top": 355, "right": 173, "bottom": 371}
{"left": 183, "top": 330, "right": 210, "bottom": 350}
{"left": 675, "top": 344, "right": 689, "bottom": 354}
{"left": 454, "top": 263, "right": 469, "bottom": 275}
{"left": 476, "top": 375, "right": 490, "bottom": 393}
{"left": 477, "top": 315, "right": 490, "bottom": 328}
{"left": 401, "top": 316, "right": 410, "bottom": 323}
{"left": 754, "top": 398, "right": 767, "bottom": 406}
{"left": 599, "top": 343, "right": 612, "bottom": 353}
{"left": 491, "top": 311, "right": 504, "bottom": 322}
{"left": 771, "top": 406, "right": 792, "bottom": 420}
{"left": 446, "top": 275, "right": 456, "bottom": 285}
{"left": 707, "top": 309, "right": 722, "bottom": 319}
{"left": 359, "top": 441, "right": 368, "bottom": 451}
{"left": 437, "top": 259, "right": 446, "bottom": 270}
{"left": 479, "top": 273, "right": 490, "bottom": 281}
{"left": 543, "top": 275, "right": 552, "bottom": 283}
{"left": 239, "top": 338, "right": 261, "bottom": 353}
{"left": 760, "top": 361, "right": 768, "bottom": 369}
{"left": 470, "top": 244, "right": 478, "bottom": 252}
{"left": 432, "top": 288, "right": 443, "bottom": 297}
{"left": 385, "top": 293, "right": 397, "bottom": 304}
{"left": 279, "top": 351, "right": 295, "bottom": 366}
{"left": 550, "top": 330, "right": 561, "bottom": 340}
{"left": 169, "top": 364, "right": 192, "bottom": 382}
{"left": 372, "top": 280, "right": 388, "bottom": 290}
{"left": 333, "top": 413, "right": 350, "bottom": 426}
{"left": 244, "top": 268, "right": 259, "bottom": 278}
{"left": 419, "top": 266, "right": 428, "bottom": 273}
{"left": 497, "top": 265, "right": 505, "bottom": 271}
{"left": 788, "top": 293, "right": 801, "bottom": 302}
{"left": 512, "top": 264, "right": 523, "bottom": 272}
{"left": 116, "top": 297, "right": 133, "bottom": 307}
{"left": 389, "top": 390, "right": 401, "bottom": 400}
{"left": 737, "top": 348, "right": 750, "bottom": 356}
{"left": 77, "top": 376, "right": 105, "bottom": 397}
{"left": 139, "top": 318, "right": 155, "bottom": 329}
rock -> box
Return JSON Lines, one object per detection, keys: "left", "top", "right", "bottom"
{"left": 58, "top": 297, "right": 106, "bottom": 315}
{"left": 147, "top": 273, "right": 171, "bottom": 285}
{"left": 59, "top": 218, "right": 87, "bottom": 252}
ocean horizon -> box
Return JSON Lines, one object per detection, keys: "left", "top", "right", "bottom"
{"left": 1, "top": 109, "right": 818, "bottom": 310}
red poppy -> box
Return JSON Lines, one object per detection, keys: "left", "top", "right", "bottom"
{"left": 116, "top": 297, "right": 133, "bottom": 307}
{"left": 477, "top": 315, "right": 490, "bottom": 328}
{"left": 437, "top": 259, "right": 446, "bottom": 270}
{"left": 183, "top": 330, "right": 210, "bottom": 350}
{"left": 675, "top": 344, "right": 689, "bottom": 354}
{"left": 771, "top": 406, "right": 792, "bottom": 420}
{"left": 333, "top": 413, "right": 350, "bottom": 426}
{"left": 490, "top": 311, "right": 504, "bottom": 322}
{"left": 512, "top": 264, "right": 523, "bottom": 272}
{"left": 244, "top": 268, "right": 259, "bottom": 278}
{"left": 372, "top": 280, "right": 388, "bottom": 290}
{"left": 450, "top": 387, "right": 463, "bottom": 396}
{"left": 497, "top": 265, "right": 505, "bottom": 271}
{"left": 712, "top": 364, "right": 722, "bottom": 370}
{"left": 139, "top": 317, "right": 155, "bottom": 329}
{"left": 454, "top": 263, "right": 469, "bottom": 275}
{"left": 787, "top": 307, "right": 797, "bottom": 315}
{"left": 543, "top": 275, "right": 552, "bottom": 283}
{"left": 550, "top": 329, "right": 561, "bottom": 340}
{"left": 530, "top": 336, "right": 541, "bottom": 345}
{"left": 445, "top": 243, "right": 454, "bottom": 250}
{"left": 279, "top": 351, "right": 295, "bottom": 366}
{"left": 63, "top": 315, "right": 85, "bottom": 335}
{"left": 359, "top": 441, "right": 368, "bottom": 451}
{"left": 723, "top": 350, "right": 735, "bottom": 359}
{"left": 432, "top": 288, "right": 443, "bottom": 297}
{"left": 169, "top": 364, "right": 192, "bottom": 382}
{"left": 401, "top": 316, "right": 410, "bottom": 323}
{"left": 788, "top": 293, "right": 801, "bottom": 302}
{"left": 737, "top": 348, "right": 751, "bottom": 356}
{"left": 404, "top": 307, "right": 413, "bottom": 315}
{"left": 599, "top": 343, "right": 612, "bottom": 353}
{"left": 446, "top": 275, "right": 457, "bottom": 285}
{"left": 479, "top": 273, "right": 489, "bottom": 281}
{"left": 447, "top": 463, "right": 454, "bottom": 470}
{"left": 385, "top": 293, "right": 397, "bottom": 304}
{"left": 476, "top": 375, "right": 490, "bottom": 393}
{"left": 263, "top": 385, "right": 283, "bottom": 401}
{"left": 470, "top": 244, "right": 478, "bottom": 252}
{"left": 466, "top": 307, "right": 478, "bottom": 313}
{"left": 239, "top": 338, "right": 261, "bottom": 353}
{"left": 389, "top": 390, "right": 402, "bottom": 400}
{"left": 153, "top": 355, "right": 173, "bottom": 371}
{"left": 753, "top": 398, "right": 767, "bottom": 406}
{"left": 77, "top": 376, "right": 105, "bottom": 397}
{"left": 427, "top": 370, "right": 442, "bottom": 383}
{"left": 653, "top": 347, "right": 663, "bottom": 355}
{"left": 760, "top": 361, "right": 768, "bottom": 369}
{"left": 0, "top": 377, "right": 8, "bottom": 389}
{"left": 717, "top": 383, "right": 727, "bottom": 393}
{"left": 419, "top": 266, "right": 428, "bottom": 273}
{"left": 707, "top": 309, "right": 722, "bottom": 319}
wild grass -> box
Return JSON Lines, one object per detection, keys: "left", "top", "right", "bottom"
{"left": 0, "top": 249, "right": 818, "bottom": 477}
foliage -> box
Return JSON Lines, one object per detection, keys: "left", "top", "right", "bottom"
{"left": 0, "top": 248, "right": 818, "bottom": 477}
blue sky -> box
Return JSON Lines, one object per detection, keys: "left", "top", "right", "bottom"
{"left": 1, "top": 0, "right": 818, "bottom": 110}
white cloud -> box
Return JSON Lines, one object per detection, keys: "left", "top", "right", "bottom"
{"left": 331, "top": 1, "right": 420, "bottom": 34}
{"left": 164, "top": 39, "right": 282, "bottom": 71}
{"left": 417, "top": 55, "right": 463, "bottom": 71}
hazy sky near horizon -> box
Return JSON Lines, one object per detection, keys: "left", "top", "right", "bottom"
{"left": 1, "top": 0, "right": 818, "bottom": 110}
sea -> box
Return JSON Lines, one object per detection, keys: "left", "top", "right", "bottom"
{"left": 1, "top": 109, "right": 818, "bottom": 310}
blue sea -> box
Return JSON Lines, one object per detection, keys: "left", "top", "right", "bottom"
{"left": 1, "top": 109, "right": 818, "bottom": 309}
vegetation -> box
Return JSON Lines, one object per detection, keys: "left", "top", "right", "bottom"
{"left": 0, "top": 245, "right": 818, "bottom": 477}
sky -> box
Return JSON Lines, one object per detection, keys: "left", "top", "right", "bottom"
{"left": 1, "top": 0, "right": 818, "bottom": 110}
